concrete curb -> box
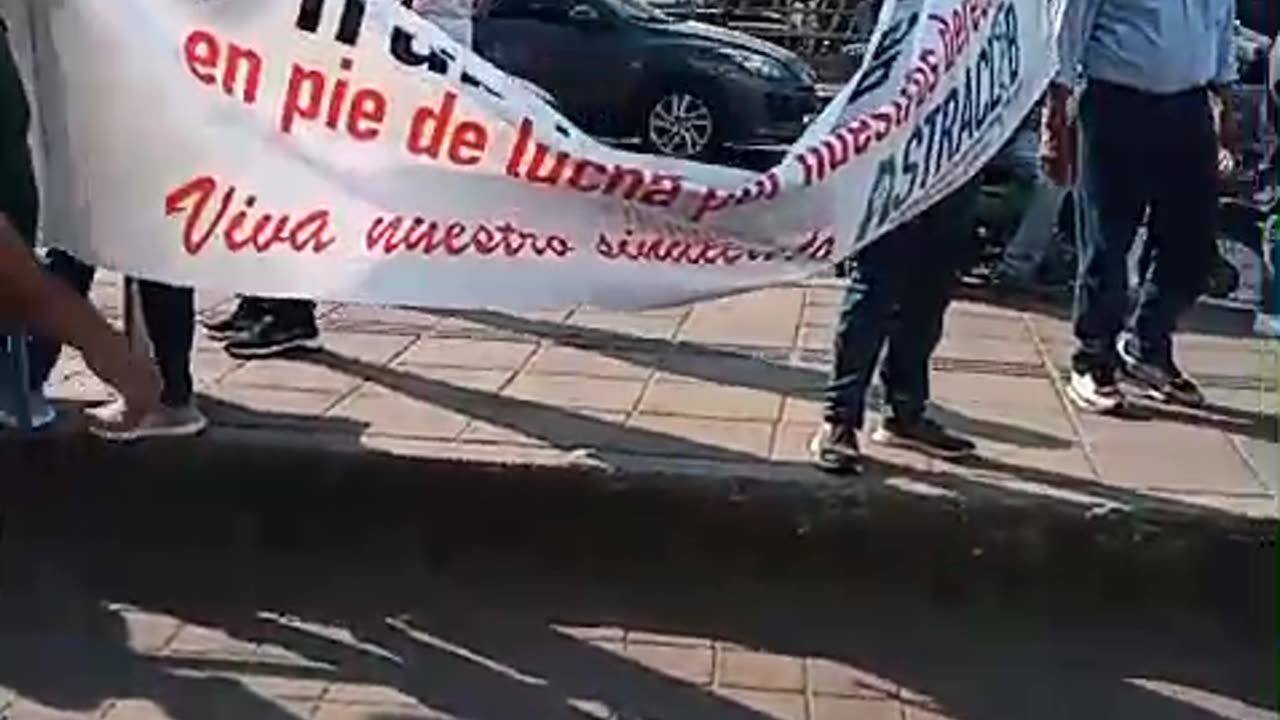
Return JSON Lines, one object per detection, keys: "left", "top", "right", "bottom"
{"left": 1, "top": 430, "right": 1273, "bottom": 627}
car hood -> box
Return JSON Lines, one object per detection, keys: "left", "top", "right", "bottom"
{"left": 651, "top": 20, "right": 814, "bottom": 80}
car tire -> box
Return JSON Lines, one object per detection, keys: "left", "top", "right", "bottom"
{"left": 639, "top": 86, "right": 723, "bottom": 160}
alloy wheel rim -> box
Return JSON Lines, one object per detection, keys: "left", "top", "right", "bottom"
{"left": 647, "top": 92, "right": 714, "bottom": 158}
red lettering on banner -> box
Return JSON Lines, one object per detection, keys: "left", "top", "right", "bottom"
{"left": 596, "top": 227, "right": 835, "bottom": 266}
{"left": 165, "top": 175, "right": 337, "bottom": 256}
{"left": 406, "top": 89, "right": 491, "bottom": 165}
{"left": 365, "top": 215, "right": 574, "bottom": 258}
{"left": 690, "top": 170, "right": 780, "bottom": 222}
{"left": 280, "top": 58, "right": 389, "bottom": 141}
{"left": 183, "top": 29, "right": 263, "bottom": 105}
{"left": 505, "top": 118, "right": 684, "bottom": 208}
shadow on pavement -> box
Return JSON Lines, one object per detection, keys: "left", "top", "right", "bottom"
{"left": 0, "top": 539, "right": 1272, "bottom": 720}
{"left": 956, "top": 285, "right": 1263, "bottom": 343}
{"left": 306, "top": 348, "right": 1259, "bottom": 526}
{"left": 425, "top": 310, "right": 1078, "bottom": 452}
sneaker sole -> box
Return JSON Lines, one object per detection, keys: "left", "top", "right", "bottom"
{"left": 204, "top": 328, "right": 246, "bottom": 342}
{"left": 1118, "top": 364, "right": 1205, "bottom": 409}
{"left": 809, "top": 436, "right": 863, "bottom": 475}
{"left": 90, "top": 418, "right": 209, "bottom": 443}
{"left": 1065, "top": 383, "right": 1123, "bottom": 415}
{"left": 225, "top": 337, "right": 322, "bottom": 360}
{"left": 1133, "top": 385, "right": 1206, "bottom": 409}
{"left": 0, "top": 406, "right": 58, "bottom": 431}
{"left": 869, "top": 430, "right": 973, "bottom": 460}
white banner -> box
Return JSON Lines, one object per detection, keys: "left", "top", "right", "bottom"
{"left": 9, "top": 0, "right": 1058, "bottom": 310}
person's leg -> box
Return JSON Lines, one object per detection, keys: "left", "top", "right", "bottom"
{"left": 1070, "top": 83, "right": 1153, "bottom": 409}
{"left": 0, "top": 24, "right": 37, "bottom": 247}
{"left": 136, "top": 280, "right": 196, "bottom": 408}
{"left": 87, "top": 278, "right": 205, "bottom": 440}
{"left": 0, "top": 25, "right": 52, "bottom": 428}
{"left": 1125, "top": 89, "right": 1218, "bottom": 404}
{"left": 815, "top": 235, "right": 905, "bottom": 471}
{"left": 1262, "top": 214, "right": 1278, "bottom": 326}
{"left": 26, "top": 250, "right": 95, "bottom": 390}
{"left": 876, "top": 183, "right": 980, "bottom": 457}
{"left": 1000, "top": 181, "right": 1070, "bottom": 283}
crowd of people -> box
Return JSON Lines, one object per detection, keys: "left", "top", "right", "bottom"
{"left": 2, "top": 3, "right": 1278, "bottom": 472}
{"left": 813, "top": 0, "right": 1278, "bottom": 471}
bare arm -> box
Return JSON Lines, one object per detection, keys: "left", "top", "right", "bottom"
{"left": 0, "top": 215, "right": 159, "bottom": 416}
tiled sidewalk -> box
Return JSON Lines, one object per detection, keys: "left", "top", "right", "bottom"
{"left": 38, "top": 276, "right": 1279, "bottom": 522}
{"left": 1, "top": 545, "right": 1273, "bottom": 720}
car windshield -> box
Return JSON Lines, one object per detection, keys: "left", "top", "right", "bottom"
{"left": 604, "top": 0, "right": 675, "bottom": 24}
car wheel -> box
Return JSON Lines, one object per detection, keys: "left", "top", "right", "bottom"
{"left": 642, "top": 89, "right": 719, "bottom": 159}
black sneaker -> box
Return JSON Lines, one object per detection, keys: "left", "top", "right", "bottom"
{"left": 810, "top": 423, "right": 863, "bottom": 474}
{"left": 204, "top": 299, "right": 267, "bottom": 341}
{"left": 224, "top": 317, "right": 321, "bottom": 359}
{"left": 1116, "top": 335, "right": 1204, "bottom": 408}
{"left": 871, "top": 416, "right": 975, "bottom": 459}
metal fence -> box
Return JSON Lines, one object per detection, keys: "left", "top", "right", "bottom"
{"left": 660, "top": 0, "right": 879, "bottom": 80}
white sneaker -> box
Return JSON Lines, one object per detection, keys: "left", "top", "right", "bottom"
{"left": 1254, "top": 313, "right": 1280, "bottom": 339}
{"left": 1066, "top": 370, "right": 1125, "bottom": 414}
{"left": 88, "top": 400, "right": 208, "bottom": 443}
{"left": 0, "top": 389, "right": 58, "bottom": 431}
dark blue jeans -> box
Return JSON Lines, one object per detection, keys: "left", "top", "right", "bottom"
{"left": 824, "top": 183, "right": 979, "bottom": 428}
{"left": 1073, "top": 81, "right": 1218, "bottom": 374}
{"left": 28, "top": 250, "right": 195, "bottom": 407}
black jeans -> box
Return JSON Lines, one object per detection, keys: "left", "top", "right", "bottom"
{"left": 0, "top": 26, "right": 38, "bottom": 245}
{"left": 824, "top": 183, "right": 980, "bottom": 428}
{"left": 30, "top": 250, "right": 195, "bottom": 407}
{"left": 1073, "top": 81, "right": 1218, "bottom": 374}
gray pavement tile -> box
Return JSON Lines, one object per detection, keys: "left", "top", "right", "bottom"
{"left": 4, "top": 700, "right": 108, "bottom": 719}
{"left": 202, "top": 386, "right": 351, "bottom": 429}
{"left": 1081, "top": 417, "right": 1259, "bottom": 495}
{"left": 317, "top": 334, "right": 418, "bottom": 366}
{"left": 396, "top": 339, "right": 538, "bottom": 370}
{"left": 115, "top": 611, "right": 183, "bottom": 655}
{"left": 326, "top": 387, "right": 472, "bottom": 441}
{"left": 678, "top": 311, "right": 801, "bottom": 348}
{"left": 321, "top": 305, "right": 444, "bottom": 334}
{"left": 626, "top": 643, "right": 714, "bottom": 686}
{"left": 929, "top": 375, "right": 1066, "bottom": 415}
{"left": 807, "top": 659, "right": 897, "bottom": 700}
{"left": 813, "top": 696, "right": 903, "bottom": 720}
{"left": 564, "top": 312, "right": 687, "bottom": 340}
{"left": 321, "top": 681, "right": 420, "bottom": 706}
{"left": 524, "top": 345, "right": 658, "bottom": 379}
{"left": 713, "top": 689, "right": 806, "bottom": 720}
{"left": 796, "top": 324, "right": 835, "bottom": 351}
{"left": 625, "top": 415, "right": 774, "bottom": 459}
{"left": 718, "top": 650, "right": 805, "bottom": 692}
{"left": 163, "top": 624, "right": 259, "bottom": 659}
{"left": 637, "top": 378, "right": 783, "bottom": 422}
{"left": 221, "top": 360, "right": 363, "bottom": 395}
{"left": 935, "top": 334, "right": 1042, "bottom": 365}
{"left": 457, "top": 409, "right": 629, "bottom": 449}
{"left": 312, "top": 704, "right": 449, "bottom": 719}
{"left": 502, "top": 375, "right": 646, "bottom": 413}
{"left": 378, "top": 367, "right": 514, "bottom": 394}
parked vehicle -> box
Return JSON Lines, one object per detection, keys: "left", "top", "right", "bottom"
{"left": 474, "top": 0, "right": 820, "bottom": 158}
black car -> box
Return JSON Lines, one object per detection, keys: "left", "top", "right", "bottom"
{"left": 474, "top": 0, "right": 820, "bottom": 158}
